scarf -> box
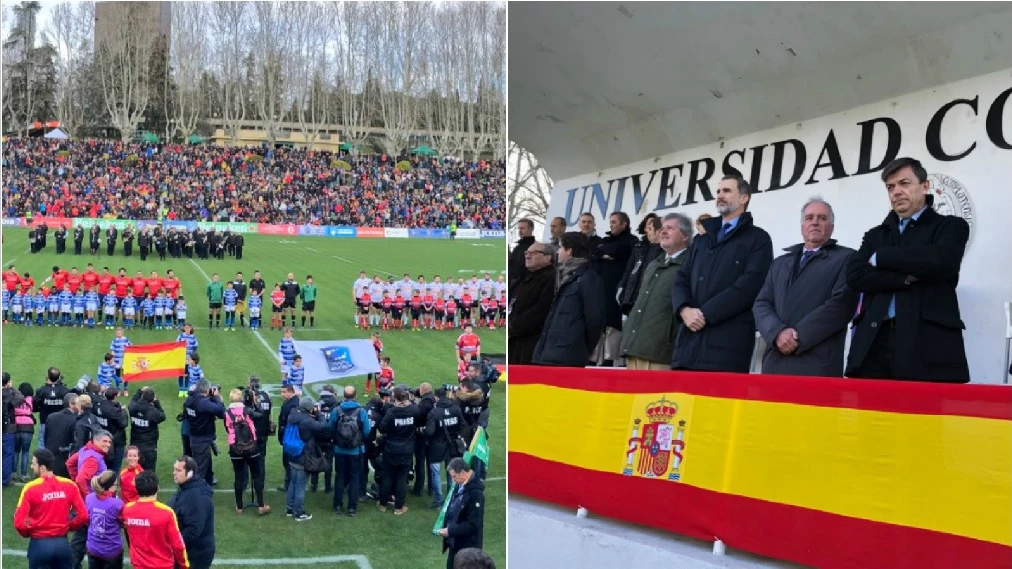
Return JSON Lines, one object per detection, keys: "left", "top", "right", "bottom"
{"left": 556, "top": 257, "right": 589, "bottom": 292}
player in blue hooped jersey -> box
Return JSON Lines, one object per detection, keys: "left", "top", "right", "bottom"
{"left": 247, "top": 294, "right": 262, "bottom": 330}
{"left": 59, "top": 286, "right": 73, "bottom": 326}
{"left": 103, "top": 292, "right": 118, "bottom": 329}
{"left": 110, "top": 328, "right": 132, "bottom": 392}
{"left": 97, "top": 352, "right": 118, "bottom": 390}
{"left": 72, "top": 290, "right": 86, "bottom": 327}
{"left": 139, "top": 296, "right": 155, "bottom": 330}
{"left": 223, "top": 282, "right": 238, "bottom": 331}
{"left": 120, "top": 295, "right": 137, "bottom": 329}
{"left": 278, "top": 328, "right": 296, "bottom": 382}
{"left": 85, "top": 287, "right": 100, "bottom": 328}
{"left": 10, "top": 290, "right": 24, "bottom": 324}
{"left": 186, "top": 352, "right": 205, "bottom": 391}
{"left": 176, "top": 322, "right": 198, "bottom": 397}
{"left": 46, "top": 289, "right": 59, "bottom": 326}
{"left": 32, "top": 289, "right": 46, "bottom": 326}
{"left": 174, "top": 296, "right": 187, "bottom": 330}
{"left": 2, "top": 289, "right": 9, "bottom": 323}
{"left": 154, "top": 290, "right": 169, "bottom": 330}
{"left": 284, "top": 354, "right": 305, "bottom": 393}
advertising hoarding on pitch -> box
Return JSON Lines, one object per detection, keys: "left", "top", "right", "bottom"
{"left": 384, "top": 228, "right": 409, "bottom": 238}
{"left": 356, "top": 227, "right": 386, "bottom": 238}
{"left": 457, "top": 228, "right": 482, "bottom": 239}
{"left": 481, "top": 229, "right": 506, "bottom": 239}
{"left": 542, "top": 70, "right": 1012, "bottom": 382}
{"left": 326, "top": 226, "right": 357, "bottom": 238}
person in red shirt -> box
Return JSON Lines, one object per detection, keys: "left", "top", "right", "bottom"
{"left": 120, "top": 471, "right": 190, "bottom": 569}
{"left": 381, "top": 292, "right": 393, "bottom": 330}
{"left": 422, "top": 289, "right": 435, "bottom": 329}
{"left": 67, "top": 268, "right": 83, "bottom": 294}
{"left": 97, "top": 268, "right": 114, "bottom": 297}
{"left": 162, "top": 270, "right": 181, "bottom": 299}
{"left": 4, "top": 265, "right": 21, "bottom": 293}
{"left": 487, "top": 295, "right": 499, "bottom": 330}
{"left": 146, "top": 271, "right": 162, "bottom": 299}
{"left": 119, "top": 447, "right": 144, "bottom": 504}
{"left": 434, "top": 295, "right": 446, "bottom": 331}
{"left": 270, "top": 283, "right": 285, "bottom": 330}
{"left": 498, "top": 292, "right": 507, "bottom": 328}
{"left": 391, "top": 293, "right": 406, "bottom": 330}
{"left": 19, "top": 272, "right": 35, "bottom": 294}
{"left": 445, "top": 296, "right": 458, "bottom": 330}
{"left": 457, "top": 353, "right": 473, "bottom": 381}
{"left": 377, "top": 357, "right": 395, "bottom": 390}
{"left": 459, "top": 291, "right": 474, "bottom": 327}
{"left": 14, "top": 449, "right": 89, "bottom": 568}
{"left": 82, "top": 264, "right": 99, "bottom": 291}
{"left": 131, "top": 271, "right": 147, "bottom": 303}
{"left": 358, "top": 287, "right": 372, "bottom": 330}
{"left": 409, "top": 289, "right": 423, "bottom": 330}
{"left": 456, "top": 325, "right": 481, "bottom": 362}
{"left": 478, "top": 292, "right": 491, "bottom": 329}
{"left": 46, "top": 265, "right": 69, "bottom": 291}
{"left": 366, "top": 332, "right": 383, "bottom": 395}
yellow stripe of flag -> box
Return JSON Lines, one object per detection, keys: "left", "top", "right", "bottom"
{"left": 122, "top": 341, "right": 187, "bottom": 381}
{"left": 509, "top": 384, "right": 1011, "bottom": 546}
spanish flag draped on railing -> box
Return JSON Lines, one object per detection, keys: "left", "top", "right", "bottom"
{"left": 122, "top": 341, "right": 187, "bottom": 381}
{"left": 508, "top": 366, "right": 1012, "bottom": 569}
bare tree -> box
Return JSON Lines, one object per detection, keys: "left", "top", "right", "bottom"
{"left": 250, "top": 1, "right": 296, "bottom": 147}
{"left": 95, "top": 3, "right": 155, "bottom": 142}
{"left": 331, "top": 2, "right": 374, "bottom": 152}
{"left": 4, "top": 1, "right": 44, "bottom": 137}
{"left": 428, "top": 3, "right": 467, "bottom": 158}
{"left": 375, "top": 1, "right": 428, "bottom": 154}
{"left": 170, "top": 2, "right": 207, "bottom": 141}
{"left": 46, "top": 1, "right": 94, "bottom": 137}
{"left": 210, "top": 1, "right": 248, "bottom": 145}
{"left": 508, "top": 141, "right": 554, "bottom": 232}
{"left": 290, "top": 1, "right": 329, "bottom": 147}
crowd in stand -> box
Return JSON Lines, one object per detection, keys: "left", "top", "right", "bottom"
{"left": 2, "top": 138, "right": 506, "bottom": 229}
{"left": 508, "top": 157, "right": 973, "bottom": 384}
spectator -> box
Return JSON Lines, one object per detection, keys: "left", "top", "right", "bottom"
{"left": 753, "top": 198, "right": 858, "bottom": 376}
{"left": 454, "top": 548, "right": 496, "bottom": 569}
{"left": 532, "top": 232, "right": 606, "bottom": 367}
{"left": 845, "top": 157, "right": 970, "bottom": 382}
{"left": 329, "top": 386, "right": 371, "bottom": 517}
{"left": 547, "top": 217, "right": 566, "bottom": 251}
{"left": 438, "top": 457, "right": 486, "bottom": 569}
{"left": 12, "top": 382, "right": 35, "bottom": 482}
{"left": 616, "top": 213, "right": 662, "bottom": 315}
{"left": 45, "top": 393, "right": 80, "bottom": 478}
{"left": 85, "top": 470, "right": 125, "bottom": 569}
{"left": 508, "top": 219, "right": 536, "bottom": 289}
{"left": 223, "top": 389, "right": 270, "bottom": 516}
{"left": 2, "top": 372, "right": 25, "bottom": 487}
{"left": 507, "top": 242, "right": 556, "bottom": 365}
{"left": 590, "top": 211, "right": 636, "bottom": 366}
{"left": 672, "top": 175, "right": 773, "bottom": 372}
{"left": 276, "top": 385, "right": 299, "bottom": 492}
{"left": 620, "top": 213, "right": 693, "bottom": 370}
{"left": 3, "top": 139, "right": 505, "bottom": 228}
{"left": 284, "top": 396, "right": 330, "bottom": 521}
{"left": 169, "top": 455, "right": 216, "bottom": 569}
{"left": 695, "top": 213, "right": 712, "bottom": 236}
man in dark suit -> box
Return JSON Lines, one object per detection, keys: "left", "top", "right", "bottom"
{"left": 508, "top": 219, "right": 536, "bottom": 291}
{"left": 439, "top": 457, "right": 486, "bottom": 569}
{"left": 671, "top": 174, "right": 773, "bottom": 372}
{"left": 507, "top": 242, "right": 555, "bottom": 365}
{"left": 845, "top": 157, "right": 970, "bottom": 383}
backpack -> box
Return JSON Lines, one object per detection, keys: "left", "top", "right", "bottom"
{"left": 333, "top": 407, "right": 363, "bottom": 450}
{"left": 227, "top": 409, "right": 257, "bottom": 457}
{"left": 282, "top": 419, "right": 305, "bottom": 458}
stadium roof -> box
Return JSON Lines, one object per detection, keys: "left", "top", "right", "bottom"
{"left": 509, "top": 2, "right": 1012, "bottom": 181}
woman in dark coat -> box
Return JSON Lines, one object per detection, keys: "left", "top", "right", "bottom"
{"left": 616, "top": 214, "right": 663, "bottom": 315}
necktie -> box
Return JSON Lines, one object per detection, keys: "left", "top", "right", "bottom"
{"left": 799, "top": 250, "right": 815, "bottom": 270}
{"left": 886, "top": 218, "right": 911, "bottom": 319}
{"left": 719, "top": 222, "right": 732, "bottom": 241}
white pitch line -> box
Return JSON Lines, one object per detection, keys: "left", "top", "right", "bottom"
{"left": 188, "top": 258, "right": 278, "bottom": 362}
{"left": 154, "top": 476, "right": 505, "bottom": 495}
{"left": 306, "top": 247, "right": 319, "bottom": 252}
{"left": 1, "top": 549, "right": 372, "bottom": 568}
{"left": 333, "top": 256, "right": 353, "bottom": 263}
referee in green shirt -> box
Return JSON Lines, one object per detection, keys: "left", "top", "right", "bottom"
{"left": 206, "top": 272, "right": 225, "bottom": 329}
{"left": 300, "top": 276, "right": 318, "bottom": 329}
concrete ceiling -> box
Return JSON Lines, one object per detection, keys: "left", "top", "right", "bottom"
{"left": 509, "top": 2, "right": 1012, "bottom": 181}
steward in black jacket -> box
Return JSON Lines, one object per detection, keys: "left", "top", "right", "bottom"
{"left": 169, "top": 466, "right": 216, "bottom": 569}
{"left": 129, "top": 388, "right": 166, "bottom": 470}
{"left": 93, "top": 392, "right": 127, "bottom": 449}
{"left": 73, "top": 400, "right": 102, "bottom": 452}
{"left": 425, "top": 391, "right": 465, "bottom": 464}
{"left": 35, "top": 376, "right": 69, "bottom": 429}
{"left": 672, "top": 211, "right": 773, "bottom": 372}
{"left": 45, "top": 401, "right": 78, "bottom": 478}
{"left": 441, "top": 464, "right": 486, "bottom": 566}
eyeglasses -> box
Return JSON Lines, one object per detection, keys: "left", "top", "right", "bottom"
{"left": 525, "top": 250, "right": 550, "bottom": 256}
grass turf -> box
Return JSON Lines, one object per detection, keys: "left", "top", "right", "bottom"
{"left": 0, "top": 229, "right": 506, "bottom": 568}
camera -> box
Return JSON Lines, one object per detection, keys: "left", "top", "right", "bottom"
{"left": 74, "top": 374, "right": 92, "bottom": 393}
{"left": 377, "top": 387, "right": 392, "bottom": 398}
{"left": 441, "top": 383, "right": 461, "bottom": 394}
{"left": 480, "top": 356, "right": 501, "bottom": 384}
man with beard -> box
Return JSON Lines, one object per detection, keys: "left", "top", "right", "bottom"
{"left": 122, "top": 225, "right": 134, "bottom": 257}
{"left": 672, "top": 174, "right": 773, "bottom": 372}
{"left": 105, "top": 225, "right": 118, "bottom": 257}
{"left": 507, "top": 242, "right": 556, "bottom": 365}
{"left": 55, "top": 224, "right": 68, "bottom": 255}
{"left": 73, "top": 225, "right": 84, "bottom": 255}
{"left": 508, "top": 219, "right": 536, "bottom": 290}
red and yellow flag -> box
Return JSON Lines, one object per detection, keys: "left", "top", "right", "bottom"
{"left": 122, "top": 341, "right": 187, "bottom": 381}
{"left": 508, "top": 366, "right": 1011, "bottom": 569}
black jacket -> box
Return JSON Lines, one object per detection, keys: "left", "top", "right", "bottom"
{"left": 442, "top": 476, "right": 486, "bottom": 553}
{"left": 671, "top": 213, "right": 773, "bottom": 372}
{"left": 35, "top": 382, "right": 69, "bottom": 425}
{"left": 246, "top": 389, "right": 272, "bottom": 439}
{"left": 753, "top": 240, "right": 858, "bottom": 377}
{"left": 184, "top": 393, "right": 225, "bottom": 442}
{"left": 508, "top": 236, "right": 537, "bottom": 290}
{"left": 617, "top": 238, "right": 663, "bottom": 314}
{"left": 128, "top": 394, "right": 166, "bottom": 450}
{"left": 379, "top": 403, "right": 419, "bottom": 463}
{"left": 2, "top": 387, "right": 24, "bottom": 433}
{"left": 532, "top": 262, "right": 606, "bottom": 366}
{"left": 93, "top": 397, "right": 128, "bottom": 447}
{"left": 45, "top": 409, "right": 78, "bottom": 454}
{"left": 169, "top": 478, "right": 216, "bottom": 566}
{"left": 507, "top": 265, "right": 556, "bottom": 365}
{"left": 591, "top": 230, "right": 637, "bottom": 298}
{"left": 425, "top": 398, "right": 465, "bottom": 463}
{"left": 285, "top": 407, "right": 329, "bottom": 466}
{"left": 73, "top": 410, "right": 101, "bottom": 452}
{"left": 844, "top": 197, "right": 970, "bottom": 382}
{"left": 277, "top": 396, "right": 300, "bottom": 444}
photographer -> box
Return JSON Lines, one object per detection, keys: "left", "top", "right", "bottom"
{"left": 73, "top": 394, "right": 102, "bottom": 453}
{"left": 184, "top": 380, "right": 226, "bottom": 484}
{"left": 93, "top": 388, "right": 128, "bottom": 473}
{"left": 362, "top": 393, "right": 387, "bottom": 499}
{"left": 283, "top": 396, "right": 330, "bottom": 521}
{"left": 425, "top": 387, "right": 465, "bottom": 509}
{"left": 413, "top": 383, "right": 436, "bottom": 497}
{"left": 242, "top": 377, "right": 273, "bottom": 483}
{"left": 45, "top": 394, "right": 79, "bottom": 478}
{"left": 129, "top": 387, "right": 166, "bottom": 471}
{"left": 34, "top": 367, "right": 69, "bottom": 450}
{"left": 311, "top": 386, "right": 338, "bottom": 493}
{"left": 3, "top": 371, "right": 25, "bottom": 487}
{"left": 276, "top": 385, "right": 298, "bottom": 492}
{"left": 377, "top": 387, "right": 420, "bottom": 515}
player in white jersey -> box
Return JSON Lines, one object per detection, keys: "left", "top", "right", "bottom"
{"left": 353, "top": 270, "right": 371, "bottom": 325}
{"left": 494, "top": 274, "right": 507, "bottom": 298}
{"left": 479, "top": 273, "right": 496, "bottom": 297}
{"left": 396, "top": 274, "right": 415, "bottom": 326}
{"left": 430, "top": 276, "right": 444, "bottom": 301}
{"left": 383, "top": 277, "right": 399, "bottom": 300}
{"left": 368, "top": 276, "right": 385, "bottom": 327}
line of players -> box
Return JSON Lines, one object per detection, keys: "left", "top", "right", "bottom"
{"left": 2, "top": 265, "right": 186, "bottom": 330}
{"left": 352, "top": 272, "right": 507, "bottom": 331}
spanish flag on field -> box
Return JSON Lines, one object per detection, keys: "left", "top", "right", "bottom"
{"left": 122, "top": 341, "right": 187, "bottom": 381}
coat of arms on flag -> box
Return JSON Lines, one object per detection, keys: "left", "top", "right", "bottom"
{"left": 623, "top": 394, "right": 694, "bottom": 481}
